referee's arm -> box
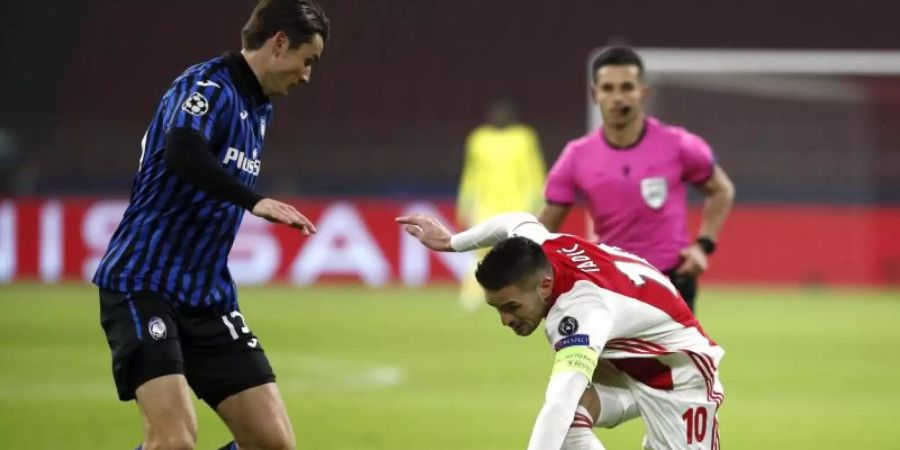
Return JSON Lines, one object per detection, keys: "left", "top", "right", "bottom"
{"left": 538, "top": 202, "right": 571, "bottom": 232}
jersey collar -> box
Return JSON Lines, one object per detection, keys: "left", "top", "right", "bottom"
{"left": 223, "top": 52, "right": 269, "bottom": 108}
{"left": 601, "top": 118, "right": 648, "bottom": 151}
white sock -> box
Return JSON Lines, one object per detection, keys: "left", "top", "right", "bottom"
{"left": 562, "top": 406, "right": 605, "bottom": 450}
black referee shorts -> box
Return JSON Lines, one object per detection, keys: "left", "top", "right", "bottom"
{"left": 665, "top": 270, "right": 698, "bottom": 312}
{"left": 98, "top": 289, "right": 275, "bottom": 409}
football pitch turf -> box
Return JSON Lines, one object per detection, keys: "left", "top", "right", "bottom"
{"left": 1, "top": 283, "right": 898, "bottom": 449}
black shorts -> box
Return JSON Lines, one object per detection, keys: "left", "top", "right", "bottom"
{"left": 665, "top": 270, "right": 698, "bottom": 312}
{"left": 98, "top": 289, "right": 275, "bottom": 409}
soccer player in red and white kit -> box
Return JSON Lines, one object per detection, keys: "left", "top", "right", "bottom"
{"left": 539, "top": 46, "right": 735, "bottom": 312}
{"left": 397, "top": 212, "right": 724, "bottom": 450}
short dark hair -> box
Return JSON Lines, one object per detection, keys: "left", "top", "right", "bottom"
{"left": 591, "top": 46, "right": 644, "bottom": 84}
{"left": 475, "top": 237, "right": 550, "bottom": 291}
{"left": 242, "top": 0, "right": 331, "bottom": 50}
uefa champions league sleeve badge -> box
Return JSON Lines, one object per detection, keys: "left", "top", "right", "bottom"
{"left": 558, "top": 316, "right": 579, "bottom": 336}
{"left": 181, "top": 92, "right": 210, "bottom": 117}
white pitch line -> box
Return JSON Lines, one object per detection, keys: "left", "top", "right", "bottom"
{"left": 0, "top": 356, "right": 406, "bottom": 400}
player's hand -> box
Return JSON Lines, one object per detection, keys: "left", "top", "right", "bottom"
{"left": 674, "top": 244, "right": 708, "bottom": 276}
{"left": 251, "top": 198, "right": 316, "bottom": 235}
{"left": 395, "top": 215, "right": 453, "bottom": 252}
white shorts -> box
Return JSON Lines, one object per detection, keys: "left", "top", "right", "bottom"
{"left": 592, "top": 353, "right": 724, "bottom": 450}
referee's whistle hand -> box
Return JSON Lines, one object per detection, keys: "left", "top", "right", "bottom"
{"left": 252, "top": 198, "right": 317, "bottom": 235}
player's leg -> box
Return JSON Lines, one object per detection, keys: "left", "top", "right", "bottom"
{"left": 629, "top": 356, "right": 723, "bottom": 450}
{"left": 562, "top": 387, "right": 605, "bottom": 450}
{"left": 562, "top": 361, "right": 640, "bottom": 450}
{"left": 591, "top": 360, "right": 641, "bottom": 429}
{"left": 181, "top": 306, "right": 292, "bottom": 450}
{"left": 98, "top": 289, "right": 197, "bottom": 450}
{"left": 216, "top": 383, "right": 295, "bottom": 450}
{"left": 136, "top": 375, "right": 198, "bottom": 450}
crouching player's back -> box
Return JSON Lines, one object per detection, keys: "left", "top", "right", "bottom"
{"left": 398, "top": 212, "right": 724, "bottom": 450}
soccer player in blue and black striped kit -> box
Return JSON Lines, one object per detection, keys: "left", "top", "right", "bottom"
{"left": 93, "top": 2, "right": 328, "bottom": 449}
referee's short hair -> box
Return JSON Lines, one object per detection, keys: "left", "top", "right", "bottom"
{"left": 591, "top": 46, "right": 644, "bottom": 83}
{"left": 475, "top": 237, "right": 551, "bottom": 291}
{"left": 242, "top": 0, "right": 331, "bottom": 50}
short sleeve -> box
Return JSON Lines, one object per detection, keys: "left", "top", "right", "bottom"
{"left": 544, "top": 143, "right": 578, "bottom": 205}
{"left": 165, "top": 76, "right": 233, "bottom": 143}
{"left": 679, "top": 132, "right": 716, "bottom": 185}
{"left": 547, "top": 295, "right": 615, "bottom": 355}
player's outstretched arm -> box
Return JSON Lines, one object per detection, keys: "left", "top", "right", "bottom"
{"left": 397, "top": 212, "right": 548, "bottom": 253}
{"left": 252, "top": 199, "right": 316, "bottom": 235}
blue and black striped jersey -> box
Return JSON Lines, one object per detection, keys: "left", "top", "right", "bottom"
{"left": 93, "top": 52, "right": 273, "bottom": 310}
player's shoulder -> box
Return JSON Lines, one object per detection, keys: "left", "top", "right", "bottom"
{"left": 171, "top": 56, "right": 238, "bottom": 95}
{"left": 466, "top": 125, "right": 495, "bottom": 145}
{"left": 509, "top": 123, "right": 537, "bottom": 137}
{"left": 544, "top": 287, "right": 607, "bottom": 346}
{"left": 561, "top": 130, "right": 602, "bottom": 156}
{"left": 647, "top": 116, "right": 707, "bottom": 149}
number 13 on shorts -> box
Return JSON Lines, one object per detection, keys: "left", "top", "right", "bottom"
{"left": 221, "top": 311, "right": 259, "bottom": 348}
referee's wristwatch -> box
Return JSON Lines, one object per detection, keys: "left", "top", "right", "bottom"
{"left": 695, "top": 236, "right": 717, "bottom": 255}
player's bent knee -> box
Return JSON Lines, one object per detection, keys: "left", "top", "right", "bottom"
{"left": 593, "top": 384, "right": 639, "bottom": 429}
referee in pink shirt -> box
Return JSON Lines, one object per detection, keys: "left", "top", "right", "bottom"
{"left": 538, "top": 46, "right": 735, "bottom": 312}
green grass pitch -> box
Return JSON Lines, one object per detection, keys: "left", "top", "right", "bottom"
{"left": 1, "top": 283, "right": 898, "bottom": 449}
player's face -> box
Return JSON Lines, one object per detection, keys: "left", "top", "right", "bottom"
{"left": 593, "top": 65, "right": 646, "bottom": 127}
{"left": 485, "top": 275, "right": 552, "bottom": 336}
{"left": 265, "top": 32, "right": 324, "bottom": 96}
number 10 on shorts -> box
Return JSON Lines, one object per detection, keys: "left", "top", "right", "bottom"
{"left": 682, "top": 406, "right": 708, "bottom": 444}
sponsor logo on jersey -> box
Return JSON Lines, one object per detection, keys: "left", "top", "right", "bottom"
{"left": 240, "top": 110, "right": 249, "bottom": 120}
{"left": 223, "top": 147, "right": 261, "bottom": 176}
{"left": 181, "top": 92, "right": 209, "bottom": 116}
{"left": 196, "top": 80, "right": 221, "bottom": 88}
{"left": 148, "top": 316, "right": 167, "bottom": 340}
{"left": 554, "top": 333, "right": 590, "bottom": 351}
{"left": 558, "top": 316, "right": 579, "bottom": 336}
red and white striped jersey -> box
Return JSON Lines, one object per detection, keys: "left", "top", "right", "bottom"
{"left": 448, "top": 213, "right": 724, "bottom": 449}
{"left": 531, "top": 232, "right": 723, "bottom": 390}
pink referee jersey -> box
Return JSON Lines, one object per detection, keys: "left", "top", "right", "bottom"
{"left": 545, "top": 117, "right": 715, "bottom": 271}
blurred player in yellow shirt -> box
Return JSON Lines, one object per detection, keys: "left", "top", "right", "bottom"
{"left": 457, "top": 100, "right": 546, "bottom": 310}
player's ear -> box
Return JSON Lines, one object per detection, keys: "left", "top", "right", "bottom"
{"left": 272, "top": 31, "right": 290, "bottom": 56}
{"left": 539, "top": 273, "right": 553, "bottom": 298}
{"left": 589, "top": 83, "right": 599, "bottom": 104}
